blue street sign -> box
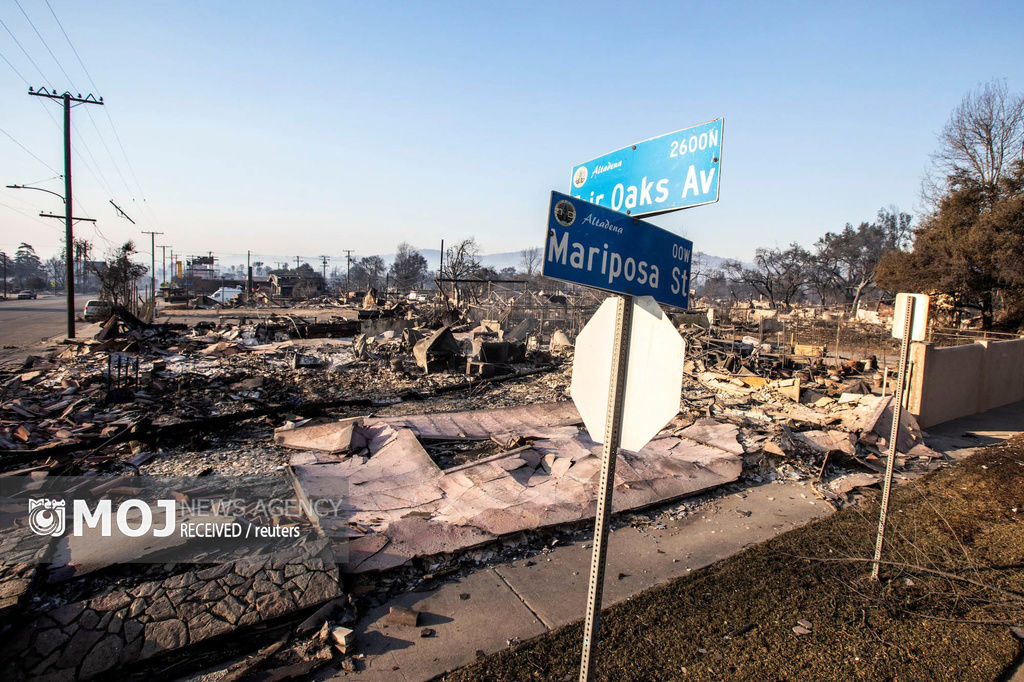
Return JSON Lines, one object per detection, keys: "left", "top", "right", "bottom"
{"left": 542, "top": 192, "right": 693, "bottom": 309}
{"left": 570, "top": 118, "right": 723, "bottom": 217}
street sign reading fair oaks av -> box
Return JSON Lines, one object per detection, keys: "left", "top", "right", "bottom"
{"left": 542, "top": 191, "right": 693, "bottom": 309}
{"left": 570, "top": 118, "right": 723, "bottom": 217}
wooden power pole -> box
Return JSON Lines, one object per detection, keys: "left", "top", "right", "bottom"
{"left": 28, "top": 87, "right": 103, "bottom": 338}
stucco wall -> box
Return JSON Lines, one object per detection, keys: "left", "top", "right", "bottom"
{"left": 907, "top": 338, "right": 1024, "bottom": 428}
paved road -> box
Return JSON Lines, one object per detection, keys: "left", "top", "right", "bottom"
{"left": 0, "top": 294, "right": 92, "bottom": 346}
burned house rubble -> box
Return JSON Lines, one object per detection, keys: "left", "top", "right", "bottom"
{"left": 0, "top": 295, "right": 952, "bottom": 680}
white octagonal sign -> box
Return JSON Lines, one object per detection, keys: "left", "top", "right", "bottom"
{"left": 570, "top": 296, "right": 685, "bottom": 452}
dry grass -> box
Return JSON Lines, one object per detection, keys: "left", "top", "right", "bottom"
{"left": 444, "top": 438, "right": 1024, "bottom": 681}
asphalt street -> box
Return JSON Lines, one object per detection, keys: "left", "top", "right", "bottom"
{"left": 0, "top": 294, "right": 92, "bottom": 347}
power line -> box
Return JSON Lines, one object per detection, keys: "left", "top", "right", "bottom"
{"left": 19, "top": 0, "right": 147, "bottom": 226}
{"left": 13, "top": 0, "right": 78, "bottom": 90}
{"left": 0, "top": 16, "right": 49, "bottom": 82}
{"left": 0, "top": 200, "right": 61, "bottom": 227}
{"left": 85, "top": 107, "right": 135, "bottom": 200}
{"left": 44, "top": 0, "right": 161, "bottom": 229}
{"left": 0, "top": 126, "right": 61, "bottom": 174}
{"left": 0, "top": 47, "right": 30, "bottom": 85}
{"left": 15, "top": 81, "right": 120, "bottom": 208}
{"left": 34, "top": 0, "right": 132, "bottom": 201}
{"left": 44, "top": 0, "right": 97, "bottom": 90}
{"left": 70, "top": 119, "right": 115, "bottom": 197}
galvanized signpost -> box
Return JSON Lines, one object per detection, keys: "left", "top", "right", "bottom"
{"left": 542, "top": 120, "right": 722, "bottom": 681}
{"left": 871, "top": 293, "right": 929, "bottom": 580}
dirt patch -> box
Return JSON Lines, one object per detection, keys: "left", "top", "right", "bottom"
{"left": 444, "top": 438, "right": 1024, "bottom": 681}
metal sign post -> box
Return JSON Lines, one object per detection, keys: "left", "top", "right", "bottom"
{"left": 559, "top": 119, "right": 721, "bottom": 680}
{"left": 579, "top": 293, "right": 632, "bottom": 682}
{"left": 871, "top": 293, "right": 926, "bottom": 580}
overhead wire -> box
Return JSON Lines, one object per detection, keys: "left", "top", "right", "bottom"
{"left": 70, "top": 119, "right": 115, "bottom": 197}
{"left": 6, "top": 2, "right": 161, "bottom": 255}
{"left": 21, "top": 174, "right": 63, "bottom": 187}
{"left": 13, "top": 0, "right": 77, "bottom": 89}
{"left": 43, "top": 0, "right": 162, "bottom": 229}
{"left": 85, "top": 108, "right": 135, "bottom": 200}
{"left": 0, "top": 15, "right": 48, "bottom": 82}
{"left": 6, "top": 1, "right": 136, "bottom": 248}
{"left": 0, "top": 46, "right": 30, "bottom": 84}
{"left": 14, "top": 1, "right": 117, "bottom": 198}
{"left": 0, "top": 200, "right": 63, "bottom": 231}
{"left": 43, "top": 0, "right": 145, "bottom": 201}
{"left": 0, "top": 125, "right": 61, "bottom": 174}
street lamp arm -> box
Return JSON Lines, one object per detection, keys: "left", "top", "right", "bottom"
{"left": 5, "top": 184, "right": 65, "bottom": 203}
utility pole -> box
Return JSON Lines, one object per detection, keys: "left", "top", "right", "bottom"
{"left": 1, "top": 251, "right": 7, "bottom": 298}
{"left": 6, "top": 184, "right": 95, "bottom": 299}
{"left": 342, "top": 250, "right": 353, "bottom": 294}
{"left": 141, "top": 231, "right": 163, "bottom": 313}
{"left": 319, "top": 255, "right": 330, "bottom": 293}
{"left": 28, "top": 87, "right": 103, "bottom": 338}
{"left": 157, "top": 245, "right": 170, "bottom": 290}
{"left": 294, "top": 256, "right": 301, "bottom": 270}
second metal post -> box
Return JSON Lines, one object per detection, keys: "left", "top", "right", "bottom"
{"left": 579, "top": 294, "right": 633, "bottom": 681}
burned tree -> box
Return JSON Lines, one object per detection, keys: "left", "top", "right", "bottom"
{"left": 520, "top": 246, "right": 541, "bottom": 278}
{"left": 928, "top": 79, "right": 1024, "bottom": 199}
{"left": 94, "top": 241, "right": 148, "bottom": 306}
{"left": 812, "top": 207, "right": 912, "bottom": 312}
{"left": 724, "top": 244, "right": 811, "bottom": 310}
{"left": 389, "top": 242, "right": 428, "bottom": 291}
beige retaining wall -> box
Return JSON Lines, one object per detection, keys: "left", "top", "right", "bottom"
{"left": 907, "top": 338, "right": 1024, "bottom": 428}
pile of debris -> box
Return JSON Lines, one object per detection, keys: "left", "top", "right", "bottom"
{"left": 0, "top": 300, "right": 952, "bottom": 680}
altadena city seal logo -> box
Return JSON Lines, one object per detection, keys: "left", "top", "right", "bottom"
{"left": 28, "top": 498, "right": 65, "bottom": 536}
{"left": 572, "top": 166, "right": 588, "bottom": 189}
{"left": 554, "top": 199, "right": 576, "bottom": 227}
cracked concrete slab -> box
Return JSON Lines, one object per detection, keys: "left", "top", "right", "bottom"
{"left": 341, "top": 567, "right": 546, "bottom": 681}
{"left": 364, "top": 401, "right": 583, "bottom": 440}
{"left": 289, "top": 403, "right": 743, "bottom": 573}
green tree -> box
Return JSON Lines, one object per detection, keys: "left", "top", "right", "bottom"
{"left": 877, "top": 162, "right": 1024, "bottom": 328}
{"left": 0, "top": 251, "right": 12, "bottom": 295}
{"left": 880, "top": 81, "right": 1024, "bottom": 330}
{"left": 14, "top": 243, "right": 44, "bottom": 288}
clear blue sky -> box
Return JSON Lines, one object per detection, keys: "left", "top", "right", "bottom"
{"left": 2, "top": 0, "right": 1023, "bottom": 270}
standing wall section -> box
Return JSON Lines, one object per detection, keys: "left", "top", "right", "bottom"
{"left": 908, "top": 338, "right": 1024, "bottom": 428}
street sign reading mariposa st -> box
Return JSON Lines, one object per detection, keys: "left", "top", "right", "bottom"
{"left": 570, "top": 118, "right": 723, "bottom": 217}
{"left": 542, "top": 191, "right": 694, "bottom": 309}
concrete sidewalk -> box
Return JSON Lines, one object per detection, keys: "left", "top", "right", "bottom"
{"left": 325, "top": 399, "right": 1024, "bottom": 682}
{"left": 324, "top": 479, "right": 830, "bottom": 681}
{"left": 924, "top": 399, "right": 1024, "bottom": 454}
